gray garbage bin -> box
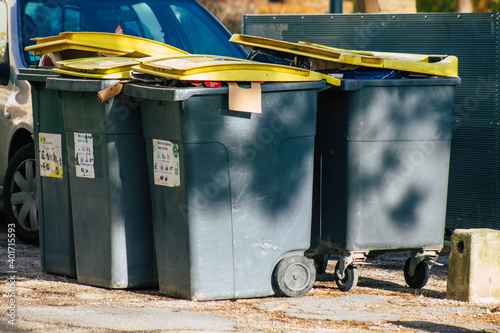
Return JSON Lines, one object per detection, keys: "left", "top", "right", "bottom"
{"left": 46, "top": 77, "right": 156, "bottom": 289}
{"left": 310, "top": 77, "right": 460, "bottom": 291}
{"left": 18, "top": 68, "right": 76, "bottom": 278}
{"left": 125, "top": 81, "right": 324, "bottom": 300}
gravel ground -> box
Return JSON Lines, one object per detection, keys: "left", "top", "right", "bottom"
{"left": 1, "top": 210, "right": 499, "bottom": 333}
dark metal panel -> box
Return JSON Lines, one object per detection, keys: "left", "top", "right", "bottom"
{"left": 242, "top": 13, "right": 500, "bottom": 230}
{"left": 330, "top": 0, "right": 343, "bottom": 13}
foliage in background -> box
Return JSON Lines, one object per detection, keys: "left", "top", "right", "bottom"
{"left": 198, "top": 0, "right": 332, "bottom": 33}
{"left": 416, "top": 0, "right": 457, "bottom": 12}
{"left": 473, "top": 0, "right": 500, "bottom": 11}
{"left": 198, "top": 0, "right": 257, "bottom": 34}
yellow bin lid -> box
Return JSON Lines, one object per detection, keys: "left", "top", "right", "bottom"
{"left": 26, "top": 32, "right": 188, "bottom": 57}
{"left": 52, "top": 57, "right": 138, "bottom": 79}
{"left": 26, "top": 40, "right": 133, "bottom": 57}
{"left": 132, "top": 55, "right": 340, "bottom": 85}
{"left": 230, "top": 34, "right": 458, "bottom": 77}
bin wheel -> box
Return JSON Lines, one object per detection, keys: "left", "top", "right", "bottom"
{"left": 404, "top": 258, "right": 430, "bottom": 289}
{"left": 335, "top": 261, "right": 359, "bottom": 292}
{"left": 313, "top": 255, "right": 329, "bottom": 275}
{"left": 273, "top": 255, "right": 316, "bottom": 297}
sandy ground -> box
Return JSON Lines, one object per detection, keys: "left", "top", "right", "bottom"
{"left": 1, "top": 210, "right": 499, "bottom": 332}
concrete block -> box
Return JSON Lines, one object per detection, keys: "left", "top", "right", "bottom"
{"left": 446, "top": 228, "right": 500, "bottom": 303}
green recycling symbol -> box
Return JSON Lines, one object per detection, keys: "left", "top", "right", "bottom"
{"left": 173, "top": 144, "right": 179, "bottom": 158}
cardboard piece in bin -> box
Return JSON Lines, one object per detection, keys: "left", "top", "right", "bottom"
{"left": 52, "top": 57, "right": 138, "bottom": 79}
{"left": 228, "top": 82, "right": 262, "bottom": 114}
{"left": 26, "top": 32, "right": 188, "bottom": 58}
{"left": 230, "top": 34, "right": 458, "bottom": 77}
{"left": 98, "top": 80, "right": 137, "bottom": 103}
{"left": 132, "top": 55, "right": 340, "bottom": 85}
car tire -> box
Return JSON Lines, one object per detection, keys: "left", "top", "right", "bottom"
{"left": 3, "top": 143, "right": 39, "bottom": 245}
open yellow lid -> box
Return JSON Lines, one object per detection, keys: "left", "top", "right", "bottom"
{"left": 25, "top": 40, "right": 133, "bottom": 57}
{"left": 133, "top": 55, "right": 340, "bottom": 85}
{"left": 230, "top": 34, "right": 458, "bottom": 77}
{"left": 26, "top": 32, "right": 188, "bottom": 57}
{"left": 52, "top": 57, "right": 138, "bottom": 79}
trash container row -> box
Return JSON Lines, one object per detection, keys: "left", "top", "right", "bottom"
{"left": 21, "top": 68, "right": 325, "bottom": 299}
{"left": 19, "top": 70, "right": 157, "bottom": 288}
{"left": 20, "top": 66, "right": 460, "bottom": 300}
{"left": 227, "top": 35, "right": 461, "bottom": 292}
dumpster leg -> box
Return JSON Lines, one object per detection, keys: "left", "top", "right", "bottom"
{"left": 313, "top": 254, "right": 329, "bottom": 275}
{"left": 404, "top": 251, "right": 439, "bottom": 289}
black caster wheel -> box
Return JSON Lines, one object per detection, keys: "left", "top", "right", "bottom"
{"left": 273, "top": 255, "right": 316, "bottom": 297}
{"left": 335, "top": 261, "right": 359, "bottom": 292}
{"left": 404, "top": 257, "right": 430, "bottom": 289}
{"left": 313, "top": 255, "right": 329, "bottom": 275}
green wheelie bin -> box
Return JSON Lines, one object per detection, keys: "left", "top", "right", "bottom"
{"left": 46, "top": 77, "right": 156, "bottom": 289}
{"left": 18, "top": 68, "right": 77, "bottom": 278}
{"left": 125, "top": 80, "right": 324, "bottom": 300}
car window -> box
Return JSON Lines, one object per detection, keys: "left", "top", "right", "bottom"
{"left": 24, "top": 2, "right": 62, "bottom": 38}
{"left": 131, "top": 3, "right": 163, "bottom": 42}
{"left": 19, "top": 0, "right": 246, "bottom": 66}
{"left": 168, "top": 4, "right": 238, "bottom": 56}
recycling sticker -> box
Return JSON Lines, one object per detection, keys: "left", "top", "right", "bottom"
{"left": 39, "top": 133, "right": 63, "bottom": 178}
{"left": 153, "top": 139, "right": 180, "bottom": 187}
{"left": 74, "top": 133, "right": 95, "bottom": 179}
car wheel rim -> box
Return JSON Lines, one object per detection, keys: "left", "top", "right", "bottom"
{"left": 10, "top": 158, "right": 38, "bottom": 232}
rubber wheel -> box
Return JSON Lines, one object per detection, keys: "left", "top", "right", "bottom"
{"left": 273, "top": 255, "right": 316, "bottom": 297}
{"left": 404, "top": 258, "right": 430, "bottom": 289}
{"left": 313, "top": 255, "right": 329, "bottom": 275}
{"left": 335, "top": 261, "right": 359, "bottom": 292}
{"left": 3, "top": 143, "right": 39, "bottom": 245}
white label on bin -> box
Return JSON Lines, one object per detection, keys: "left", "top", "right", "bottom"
{"left": 153, "top": 139, "right": 180, "bottom": 187}
{"left": 39, "top": 133, "right": 63, "bottom": 178}
{"left": 74, "top": 133, "right": 95, "bottom": 179}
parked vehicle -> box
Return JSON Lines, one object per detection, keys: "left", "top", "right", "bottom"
{"left": 0, "top": 0, "right": 246, "bottom": 244}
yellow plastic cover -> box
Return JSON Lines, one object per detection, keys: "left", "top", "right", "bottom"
{"left": 52, "top": 57, "right": 138, "bottom": 79}
{"left": 26, "top": 32, "right": 188, "bottom": 57}
{"left": 132, "top": 55, "right": 340, "bottom": 85}
{"left": 230, "top": 34, "right": 458, "bottom": 77}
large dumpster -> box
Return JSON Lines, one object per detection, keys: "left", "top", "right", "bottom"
{"left": 125, "top": 79, "right": 324, "bottom": 300}
{"left": 311, "top": 77, "right": 460, "bottom": 291}
{"left": 46, "top": 77, "right": 156, "bottom": 289}
{"left": 17, "top": 68, "right": 76, "bottom": 278}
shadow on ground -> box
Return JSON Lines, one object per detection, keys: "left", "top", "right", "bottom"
{"left": 315, "top": 267, "right": 447, "bottom": 299}
{"left": 390, "top": 320, "right": 487, "bottom": 333}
